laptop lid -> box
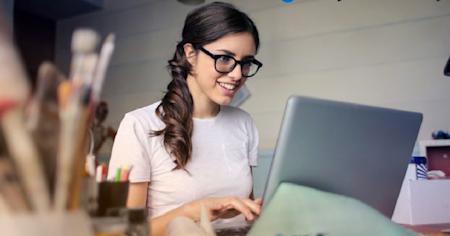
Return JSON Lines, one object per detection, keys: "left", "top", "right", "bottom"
{"left": 262, "top": 96, "right": 422, "bottom": 217}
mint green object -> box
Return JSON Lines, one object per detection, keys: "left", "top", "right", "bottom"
{"left": 248, "top": 183, "right": 418, "bottom": 236}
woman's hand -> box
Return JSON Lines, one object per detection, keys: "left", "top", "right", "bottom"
{"left": 183, "top": 197, "right": 262, "bottom": 222}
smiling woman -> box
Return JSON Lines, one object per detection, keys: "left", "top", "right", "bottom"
{"left": 107, "top": 2, "right": 263, "bottom": 236}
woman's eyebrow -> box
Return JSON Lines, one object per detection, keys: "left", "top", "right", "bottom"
{"left": 216, "top": 49, "right": 236, "bottom": 56}
{"left": 216, "top": 49, "right": 255, "bottom": 59}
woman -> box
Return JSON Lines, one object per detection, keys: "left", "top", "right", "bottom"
{"left": 108, "top": 2, "right": 263, "bottom": 235}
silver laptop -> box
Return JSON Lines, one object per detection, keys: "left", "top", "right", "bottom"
{"left": 262, "top": 95, "right": 422, "bottom": 216}
{"left": 215, "top": 96, "right": 422, "bottom": 235}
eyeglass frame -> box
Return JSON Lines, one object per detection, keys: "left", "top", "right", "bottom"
{"left": 196, "top": 46, "right": 263, "bottom": 78}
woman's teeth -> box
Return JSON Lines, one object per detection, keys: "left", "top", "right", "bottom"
{"left": 218, "top": 82, "right": 237, "bottom": 90}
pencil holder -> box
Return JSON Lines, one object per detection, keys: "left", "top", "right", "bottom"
{"left": 96, "top": 181, "right": 129, "bottom": 216}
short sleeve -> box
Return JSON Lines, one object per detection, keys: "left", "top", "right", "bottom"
{"left": 108, "top": 114, "right": 151, "bottom": 183}
{"left": 247, "top": 117, "right": 259, "bottom": 166}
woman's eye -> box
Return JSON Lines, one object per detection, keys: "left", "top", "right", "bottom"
{"left": 242, "top": 61, "right": 252, "bottom": 67}
{"left": 217, "top": 56, "right": 233, "bottom": 64}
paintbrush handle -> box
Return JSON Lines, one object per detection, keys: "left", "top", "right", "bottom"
{"left": 54, "top": 103, "right": 79, "bottom": 211}
{"left": 1, "top": 108, "right": 50, "bottom": 212}
{"left": 67, "top": 105, "right": 92, "bottom": 210}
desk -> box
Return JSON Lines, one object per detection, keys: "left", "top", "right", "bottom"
{"left": 403, "top": 223, "right": 450, "bottom": 236}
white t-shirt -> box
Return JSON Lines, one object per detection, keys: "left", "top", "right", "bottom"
{"left": 108, "top": 101, "right": 259, "bottom": 218}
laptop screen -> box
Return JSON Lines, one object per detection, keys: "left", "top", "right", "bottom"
{"left": 261, "top": 96, "right": 422, "bottom": 217}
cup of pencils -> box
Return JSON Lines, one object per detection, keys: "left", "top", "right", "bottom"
{"left": 96, "top": 181, "right": 129, "bottom": 217}
{"left": 95, "top": 165, "right": 131, "bottom": 216}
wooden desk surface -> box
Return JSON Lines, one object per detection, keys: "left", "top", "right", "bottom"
{"left": 402, "top": 223, "right": 450, "bottom": 236}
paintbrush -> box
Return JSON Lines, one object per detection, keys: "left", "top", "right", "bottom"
{"left": 81, "top": 34, "right": 116, "bottom": 183}
{"left": 78, "top": 33, "right": 116, "bottom": 186}
{"left": 67, "top": 30, "right": 101, "bottom": 210}
{"left": 70, "top": 29, "right": 99, "bottom": 88}
{"left": 54, "top": 86, "right": 78, "bottom": 211}
{"left": 27, "top": 62, "right": 65, "bottom": 130}
{"left": 69, "top": 33, "right": 117, "bottom": 210}
{"left": 0, "top": 123, "right": 31, "bottom": 213}
{"left": 0, "top": 102, "right": 51, "bottom": 212}
{"left": 26, "top": 62, "right": 65, "bottom": 199}
{"left": 0, "top": 18, "right": 51, "bottom": 212}
{"left": 67, "top": 84, "right": 96, "bottom": 210}
{"left": 54, "top": 29, "right": 99, "bottom": 211}
{"left": 92, "top": 34, "right": 115, "bottom": 104}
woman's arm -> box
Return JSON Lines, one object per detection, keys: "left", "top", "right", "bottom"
{"left": 128, "top": 182, "right": 172, "bottom": 236}
{"left": 127, "top": 182, "right": 261, "bottom": 236}
{"left": 127, "top": 182, "right": 148, "bottom": 208}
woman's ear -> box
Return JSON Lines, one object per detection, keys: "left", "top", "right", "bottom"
{"left": 183, "top": 43, "right": 197, "bottom": 66}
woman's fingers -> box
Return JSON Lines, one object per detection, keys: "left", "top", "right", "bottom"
{"left": 253, "top": 197, "right": 263, "bottom": 205}
{"left": 225, "top": 197, "right": 255, "bottom": 220}
{"left": 200, "top": 196, "right": 263, "bottom": 221}
{"left": 218, "top": 197, "right": 262, "bottom": 220}
{"left": 241, "top": 198, "right": 261, "bottom": 216}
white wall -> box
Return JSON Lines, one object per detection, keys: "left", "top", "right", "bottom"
{"left": 55, "top": 0, "right": 450, "bottom": 151}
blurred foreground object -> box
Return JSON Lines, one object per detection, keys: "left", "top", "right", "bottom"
{"left": 0, "top": 20, "right": 115, "bottom": 214}
{"left": 0, "top": 7, "right": 50, "bottom": 213}
{"left": 26, "top": 62, "right": 66, "bottom": 199}
{"left": 247, "top": 183, "right": 417, "bottom": 236}
{"left": 166, "top": 205, "right": 216, "bottom": 236}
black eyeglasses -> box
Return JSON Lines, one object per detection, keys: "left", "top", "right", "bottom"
{"left": 197, "top": 46, "right": 263, "bottom": 78}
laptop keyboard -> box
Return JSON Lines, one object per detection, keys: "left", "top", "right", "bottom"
{"left": 215, "top": 225, "right": 251, "bottom": 236}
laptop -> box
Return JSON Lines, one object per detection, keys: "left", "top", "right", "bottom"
{"left": 215, "top": 96, "right": 422, "bottom": 235}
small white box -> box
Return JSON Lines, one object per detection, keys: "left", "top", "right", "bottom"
{"left": 393, "top": 178, "right": 450, "bottom": 225}
{"left": 393, "top": 140, "right": 450, "bottom": 225}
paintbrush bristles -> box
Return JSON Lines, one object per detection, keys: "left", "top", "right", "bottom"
{"left": 71, "top": 29, "right": 99, "bottom": 54}
{"left": 70, "top": 29, "right": 99, "bottom": 88}
{"left": 105, "top": 34, "right": 115, "bottom": 45}
{"left": 92, "top": 33, "right": 115, "bottom": 102}
{"left": 26, "top": 62, "right": 64, "bottom": 130}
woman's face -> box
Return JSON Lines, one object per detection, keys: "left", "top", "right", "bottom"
{"left": 185, "top": 32, "right": 257, "bottom": 106}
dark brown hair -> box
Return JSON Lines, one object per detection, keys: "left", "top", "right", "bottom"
{"left": 152, "top": 2, "right": 260, "bottom": 169}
